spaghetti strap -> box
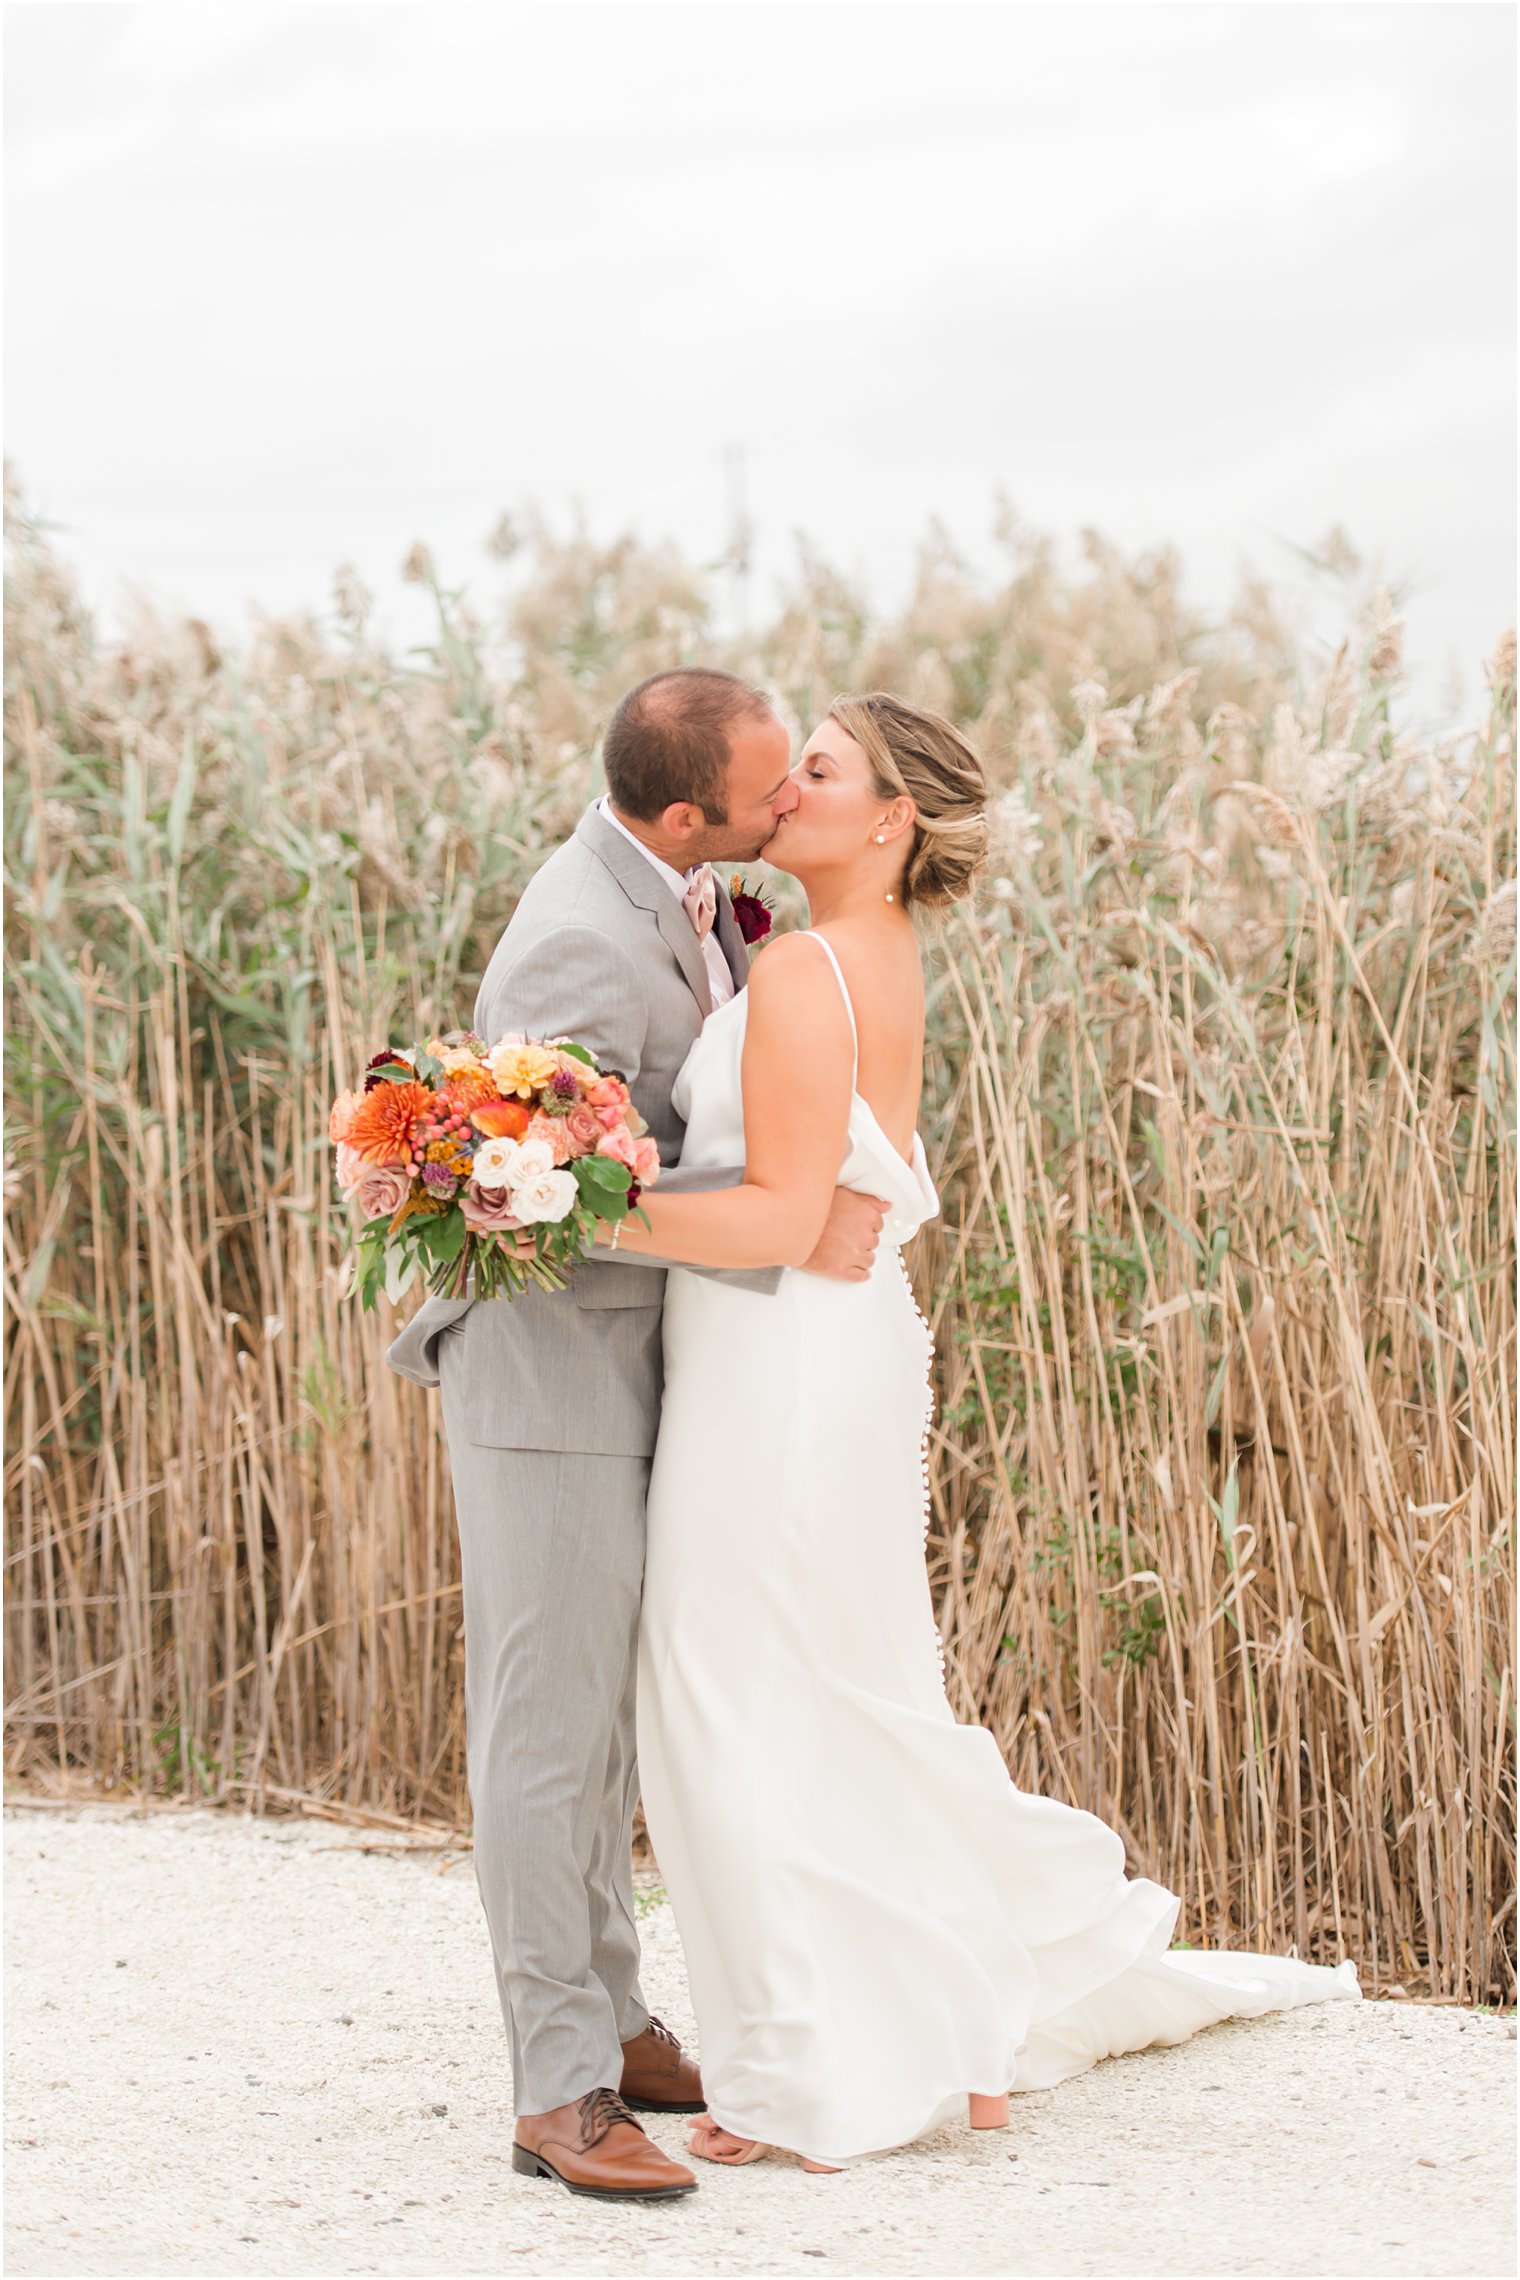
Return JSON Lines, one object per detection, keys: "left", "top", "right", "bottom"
{"left": 802, "top": 930, "right": 859, "bottom": 1085}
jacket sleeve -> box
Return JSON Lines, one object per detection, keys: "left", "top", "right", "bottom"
{"left": 475, "top": 923, "right": 781, "bottom": 1297}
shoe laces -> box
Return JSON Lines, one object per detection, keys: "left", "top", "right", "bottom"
{"left": 644, "top": 2015, "right": 680, "bottom": 2049}
{"left": 576, "top": 2086, "right": 640, "bottom": 2148}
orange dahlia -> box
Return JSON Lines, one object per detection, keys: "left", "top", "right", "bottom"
{"left": 439, "top": 1064, "right": 499, "bottom": 1113}
{"left": 345, "top": 1079, "right": 435, "bottom": 1166}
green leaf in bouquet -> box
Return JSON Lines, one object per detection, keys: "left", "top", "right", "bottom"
{"left": 573, "top": 1155, "right": 631, "bottom": 1200}
{"left": 429, "top": 1210, "right": 467, "bottom": 1265}
{"left": 411, "top": 1209, "right": 455, "bottom": 1263}
{"left": 411, "top": 1045, "right": 444, "bottom": 1086}
{"left": 355, "top": 1228, "right": 388, "bottom": 1312}
{"left": 556, "top": 1041, "right": 598, "bottom": 1069}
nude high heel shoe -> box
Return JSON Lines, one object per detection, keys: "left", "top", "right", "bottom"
{"left": 969, "top": 2093, "right": 1010, "bottom": 2129}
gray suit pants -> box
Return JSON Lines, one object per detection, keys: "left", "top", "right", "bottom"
{"left": 439, "top": 1343, "right": 653, "bottom": 2114}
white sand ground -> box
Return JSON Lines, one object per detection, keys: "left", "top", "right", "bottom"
{"left": 3, "top": 1806, "right": 1514, "bottom": 2280}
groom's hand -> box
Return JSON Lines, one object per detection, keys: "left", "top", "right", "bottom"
{"left": 799, "top": 1188, "right": 888, "bottom": 1282}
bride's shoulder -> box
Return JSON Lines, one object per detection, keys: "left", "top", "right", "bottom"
{"left": 747, "top": 929, "right": 830, "bottom": 989}
{"left": 744, "top": 931, "right": 850, "bottom": 1028}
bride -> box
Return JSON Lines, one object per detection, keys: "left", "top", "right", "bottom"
{"left": 596, "top": 690, "right": 1361, "bottom": 2171}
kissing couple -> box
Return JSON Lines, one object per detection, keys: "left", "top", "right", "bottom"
{"left": 385, "top": 670, "right": 1360, "bottom": 2199}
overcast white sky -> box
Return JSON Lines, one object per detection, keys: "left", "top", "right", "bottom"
{"left": 5, "top": 1, "right": 1515, "bottom": 727}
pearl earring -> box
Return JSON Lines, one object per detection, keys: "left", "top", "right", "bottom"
{"left": 874, "top": 833, "right": 885, "bottom": 843}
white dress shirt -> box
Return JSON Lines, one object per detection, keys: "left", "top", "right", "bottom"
{"left": 596, "top": 795, "right": 735, "bottom": 1008}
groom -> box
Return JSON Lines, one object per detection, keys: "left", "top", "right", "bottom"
{"left": 385, "top": 669, "right": 886, "bottom": 2201}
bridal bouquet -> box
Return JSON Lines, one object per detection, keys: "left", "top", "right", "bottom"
{"left": 329, "top": 1031, "right": 660, "bottom": 1308}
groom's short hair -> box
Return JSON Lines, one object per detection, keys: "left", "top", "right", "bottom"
{"left": 602, "top": 669, "right": 775, "bottom": 825}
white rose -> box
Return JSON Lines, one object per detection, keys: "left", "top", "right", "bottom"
{"left": 510, "top": 1168, "right": 579, "bottom": 1224}
{"left": 471, "top": 1135, "right": 555, "bottom": 1191}
{"left": 470, "top": 1136, "right": 520, "bottom": 1190}
{"left": 505, "top": 1137, "right": 555, "bottom": 1184}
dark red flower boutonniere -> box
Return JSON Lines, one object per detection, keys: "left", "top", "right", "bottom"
{"left": 728, "top": 874, "right": 774, "bottom": 946}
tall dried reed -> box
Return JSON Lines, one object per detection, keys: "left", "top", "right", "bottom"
{"left": 4, "top": 475, "right": 1514, "bottom": 1999}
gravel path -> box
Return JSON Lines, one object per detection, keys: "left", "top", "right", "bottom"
{"left": 4, "top": 1806, "right": 1514, "bottom": 2279}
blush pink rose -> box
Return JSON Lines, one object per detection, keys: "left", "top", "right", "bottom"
{"left": 564, "top": 1103, "right": 603, "bottom": 1155}
{"left": 335, "top": 1140, "right": 367, "bottom": 1192}
{"left": 355, "top": 1164, "right": 412, "bottom": 1221}
{"left": 459, "top": 1179, "right": 524, "bottom": 1236}
{"left": 632, "top": 1137, "right": 661, "bottom": 1184}
{"left": 525, "top": 1113, "right": 573, "bottom": 1166}
{"left": 596, "top": 1126, "right": 639, "bottom": 1173}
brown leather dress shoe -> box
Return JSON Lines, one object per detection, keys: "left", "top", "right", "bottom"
{"left": 618, "top": 2014, "right": 706, "bottom": 2112}
{"left": 512, "top": 2086, "right": 698, "bottom": 2201}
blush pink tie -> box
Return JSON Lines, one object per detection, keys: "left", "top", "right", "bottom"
{"left": 681, "top": 863, "right": 717, "bottom": 941}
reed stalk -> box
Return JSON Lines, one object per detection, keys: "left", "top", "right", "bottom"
{"left": 5, "top": 477, "right": 1513, "bottom": 2000}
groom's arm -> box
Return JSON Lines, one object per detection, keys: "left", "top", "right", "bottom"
{"left": 476, "top": 922, "right": 783, "bottom": 1293}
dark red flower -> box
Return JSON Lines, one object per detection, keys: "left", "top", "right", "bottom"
{"left": 728, "top": 877, "right": 774, "bottom": 945}
{"left": 362, "top": 1048, "right": 415, "bottom": 1092}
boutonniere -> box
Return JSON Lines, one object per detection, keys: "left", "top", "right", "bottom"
{"left": 727, "top": 874, "right": 774, "bottom": 946}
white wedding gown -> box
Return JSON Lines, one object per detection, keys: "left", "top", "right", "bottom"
{"left": 636, "top": 932, "right": 1360, "bottom": 2166}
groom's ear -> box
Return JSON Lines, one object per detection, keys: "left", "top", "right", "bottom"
{"left": 661, "top": 801, "right": 708, "bottom": 849}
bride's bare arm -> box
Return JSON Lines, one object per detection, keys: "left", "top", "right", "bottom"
{"left": 599, "top": 935, "right": 857, "bottom": 1272}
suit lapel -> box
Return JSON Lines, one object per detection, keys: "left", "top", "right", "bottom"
{"left": 575, "top": 804, "right": 714, "bottom": 1017}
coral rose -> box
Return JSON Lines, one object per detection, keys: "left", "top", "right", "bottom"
{"left": 329, "top": 1087, "right": 361, "bottom": 1144}
{"left": 633, "top": 1137, "right": 661, "bottom": 1184}
{"left": 596, "top": 1126, "right": 639, "bottom": 1174}
{"left": 586, "top": 1075, "right": 632, "bottom": 1114}
{"left": 345, "top": 1079, "right": 433, "bottom": 1166}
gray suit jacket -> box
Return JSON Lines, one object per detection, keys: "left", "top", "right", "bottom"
{"left": 383, "top": 802, "right": 780, "bottom": 1455}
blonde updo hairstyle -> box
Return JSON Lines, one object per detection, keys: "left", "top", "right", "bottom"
{"left": 826, "top": 691, "right": 990, "bottom": 910}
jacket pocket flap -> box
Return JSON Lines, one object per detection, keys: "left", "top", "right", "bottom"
{"left": 570, "top": 1261, "right": 665, "bottom": 1309}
